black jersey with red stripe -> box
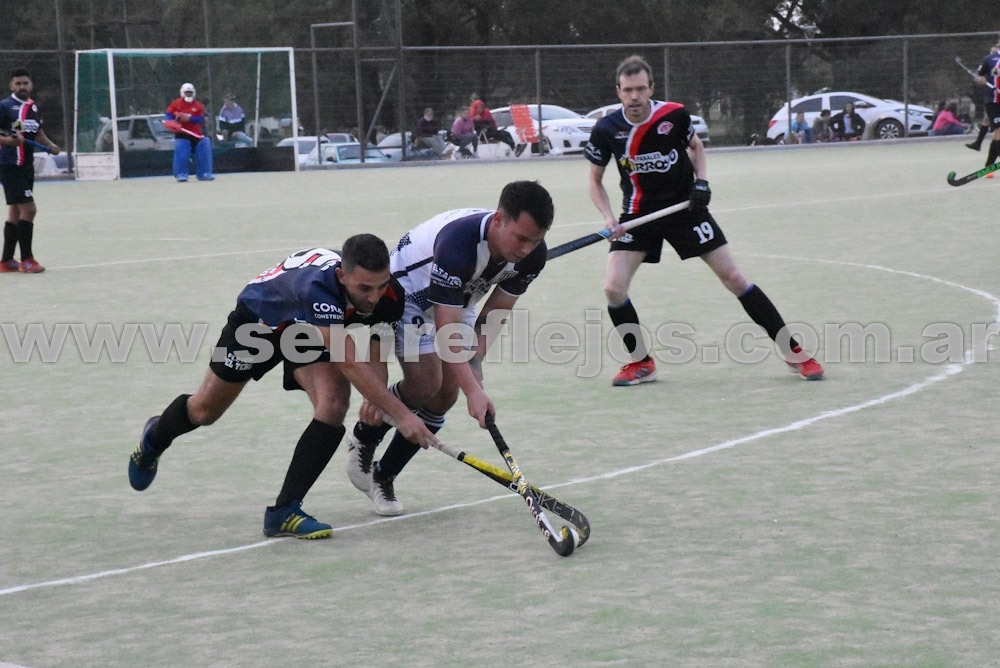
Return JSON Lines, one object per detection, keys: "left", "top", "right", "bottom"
{"left": 0, "top": 94, "right": 42, "bottom": 166}
{"left": 584, "top": 100, "right": 695, "bottom": 216}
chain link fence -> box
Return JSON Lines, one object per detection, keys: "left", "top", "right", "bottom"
{"left": 2, "top": 31, "right": 996, "bottom": 171}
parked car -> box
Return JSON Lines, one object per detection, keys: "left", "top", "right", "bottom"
{"left": 585, "top": 103, "right": 711, "bottom": 145}
{"left": 276, "top": 136, "right": 329, "bottom": 165}
{"left": 766, "top": 91, "right": 935, "bottom": 142}
{"left": 377, "top": 131, "right": 443, "bottom": 162}
{"left": 95, "top": 114, "right": 175, "bottom": 152}
{"left": 490, "top": 104, "right": 595, "bottom": 155}
{"left": 305, "top": 142, "right": 390, "bottom": 166}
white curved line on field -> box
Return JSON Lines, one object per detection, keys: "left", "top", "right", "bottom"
{"left": 1, "top": 258, "right": 995, "bottom": 598}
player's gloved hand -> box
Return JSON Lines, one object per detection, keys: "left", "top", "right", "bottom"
{"left": 690, "top": 179, "right": 711, "bottom": 212}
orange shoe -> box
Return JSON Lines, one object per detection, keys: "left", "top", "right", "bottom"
{"left": 612, "top": 356, "right": 658, "bottom": 386}
{"left": 0, "top": 258, "right": 19, "bottom": 272}
{"left": 986, "top": 172, "right": 995, "bottom": 179}
{"left": 786, "top": 347, "right": 824, "bottom": 380}
{"left": 18, "top": 257, "right": 45, "bottom": 273}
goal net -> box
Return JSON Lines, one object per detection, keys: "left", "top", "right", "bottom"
{"left": 73, "top": 48, "right": 298, "bottom": 180}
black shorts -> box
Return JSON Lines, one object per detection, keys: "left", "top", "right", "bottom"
{"left": 609, "top": 207, "right": 728, "bottom": 263}
{"left": 208, "top": 302, "right": 330, "bottom": 391}
{"left": 0, "top": 164, "right": 34, "bottom": 206}
{"left": 986, "top": 102, "right": 1000, "bottom": 131}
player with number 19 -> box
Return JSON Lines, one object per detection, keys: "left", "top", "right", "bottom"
{"left": 585, "top": 54, "right": 823, "bottom": 386}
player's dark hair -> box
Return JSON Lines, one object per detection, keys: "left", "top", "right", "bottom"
{"left": 9, "top": 68, "right": 30, "bottom": 81}
{"left": 616, "top": 55, "right": 653, "bottom": 87}
{"left": 497, "top": 180, "right": 554, "bottom": 230}
{"left": 341, "top": 233, "right": 389, "bottom": 273}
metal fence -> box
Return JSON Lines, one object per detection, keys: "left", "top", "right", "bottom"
{"left": 2, "top": 31, "right": 997, "bottom": 163}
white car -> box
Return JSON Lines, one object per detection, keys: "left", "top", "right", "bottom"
{"left": 95, "top": 114, "right": 176, "bottom": 152}
{"left": 585, "top": 103, "right": 710, "bottom": 145}
{"left": 276, "top": 136, "right": 329, "bottom": 165}
{"left": 490, "top": 104, "right": 594, "bottom": 155}
{"left": 305, "top": 142, "right": 390, "bottom": 166}
{"left": 766, "top": 91, "right": 935, "bottom": 142}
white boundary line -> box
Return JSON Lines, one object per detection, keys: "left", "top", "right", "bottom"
{"left": 2, "top": 258, "right": 997, "bottom": 599}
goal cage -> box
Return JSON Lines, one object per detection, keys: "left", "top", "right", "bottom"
{"left": 73, "top": 47, "right": 298, "bottom": 180}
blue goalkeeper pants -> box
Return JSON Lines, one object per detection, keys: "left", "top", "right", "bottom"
{"left": 173, "top": 137, "right": 214, "bottom": 181}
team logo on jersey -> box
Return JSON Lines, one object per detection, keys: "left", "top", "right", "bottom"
{"left": 13, "top": 119, "right": 40, "bottom": 134}
{"left": 657, "top": 121, "right": 674, "bottom": 135}
{"left": 619, "top": 149, "right": 679, "bottom": 174}
{"left": 312, "top": 302, "right": 344, "bottom": 317}
{"left": 431, "top": 264, "right": 463, "bottom": 288}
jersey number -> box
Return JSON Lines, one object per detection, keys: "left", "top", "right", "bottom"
{"left": 693, "top": 221, "right": 715, "bottom": 244}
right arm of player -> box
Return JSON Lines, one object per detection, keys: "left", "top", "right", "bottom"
{"left": 588, "top": 162, "right": 624, "bottom": 239}
{"left": 319, "top": 325, "right": 438, "bottom": 448}
{"left": 433, "top": 303, "right": 494, "bottom": 428}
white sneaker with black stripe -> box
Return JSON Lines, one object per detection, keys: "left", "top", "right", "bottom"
{"left": 371, "top": 474, "right": 404, "bottom": 516}
{"left": 346, "top": 430, "right": 376, "bottom": 494}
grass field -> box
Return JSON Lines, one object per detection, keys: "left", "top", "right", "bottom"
{"left": 2, "top": 139, "right": 999, "bottom": 667}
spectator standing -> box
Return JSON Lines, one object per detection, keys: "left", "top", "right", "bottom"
{"left": 0, "top": 68, "right": 60, "bottom": 274}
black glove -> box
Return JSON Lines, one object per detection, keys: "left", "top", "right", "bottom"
{"left": 690, "top": 179, "right": 711, "bottom": 212}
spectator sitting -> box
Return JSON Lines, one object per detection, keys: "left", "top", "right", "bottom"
{"left": 785, "top": 111, "right": 814, "bottom": 144}
{"left": 929, "top": 102, "right": 965, "bottom": 136}
{"left": 470, "top": 97, "right": 525, "bottom": 157}
{"left": 830, "top": 102, "right": 865, "bottom": 141}
{"left": 811, "top": 109, "right": 833, "bottom": 143}
{"left": 415, "top": 107, "right": 453, "bottom": 158}
{"left": 450, "top": 108, "right": 478, "bottom": 158}
{"left": 218, "top": 95, "right": 252, "bottom": 146}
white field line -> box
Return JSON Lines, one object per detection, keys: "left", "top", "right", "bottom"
{"left": 2, "top": 260, "right": 996, "bottom": 599}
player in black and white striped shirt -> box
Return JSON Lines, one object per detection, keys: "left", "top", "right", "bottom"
{"left": 345, "top": 180, "right": 554, "bottom": 516}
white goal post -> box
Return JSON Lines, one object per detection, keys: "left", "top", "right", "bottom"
{"left": 73, "top": 47, "right": 298, "bottom": 180}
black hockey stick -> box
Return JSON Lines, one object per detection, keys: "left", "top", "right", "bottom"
{"left": 547, "top": 200, "right": 690, "bottom": 260}
{"left": 946, "top": 161, "right": 1000, "bottom": 186}
{"left": 485, "top": 416, "right": 577, "bottom": 557}
{"left": 380, "top": 415, "right": 590, "bottom": 544}
{"left": 955, "top": 57, "right": 995, "bottom": 89}
{"left": 430, "top": 436, "right": 590, "bottom": 546}
{"left": 0, "top": 129, "right": 52, "bottom": 153}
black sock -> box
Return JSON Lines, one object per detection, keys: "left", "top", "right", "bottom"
{"left": 608, "top": 299, "right": 648, "bottom": 360}
{"left": 738, "top": 284, "right": 800, "bottom": 354}
{"left": 987, "top": 140, "right": 1000, "bottom": 166}
{"left": 274, "top": 420, "right": 346, "bottom": 508}
{"left": 374, "top": 409, "right": 444, "bottom": 480}
{"left": 1, "top": 222, "right": 16, "bottom": 262}
{"left": 147, "top": 394, "right": 197, "bottom": 456}
{"left": 975, "top": 124, "right": 989, "bottom": 145}
{"left": 16, "top": 220, "right": 33, "bottom": 260}
{"left": 354, "top": 419, "right": 393, "bottom": 444}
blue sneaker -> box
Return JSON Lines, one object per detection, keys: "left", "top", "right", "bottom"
{"left": 263, "top": 501, "right": 332, "bottom": 539}
{"left": 128, "top": 416, "right": 161, "bottom": 491}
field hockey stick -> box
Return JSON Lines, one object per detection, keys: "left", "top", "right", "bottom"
{"left": 485, "top": 416, "right": 577, "bottom": 557}
{"left": 946, "top": 161, "right": 1000, "bottom": 186}
{"left": 955, "top": 57, "right": 995, "bottom": 89}
{"left": 163, "top": 118, "right": 206, "bottom": 140}
{"left": 430, "top": 435, "right": 590, "bottom": 545}
{"left": 546, "top": 199, "right": 690, "bottom": 260}
{"left": 381, "top": 415, "right": 590, "bottom": 544}
{"left": 0, "top": 129, "right": 52, "bottom": 153}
